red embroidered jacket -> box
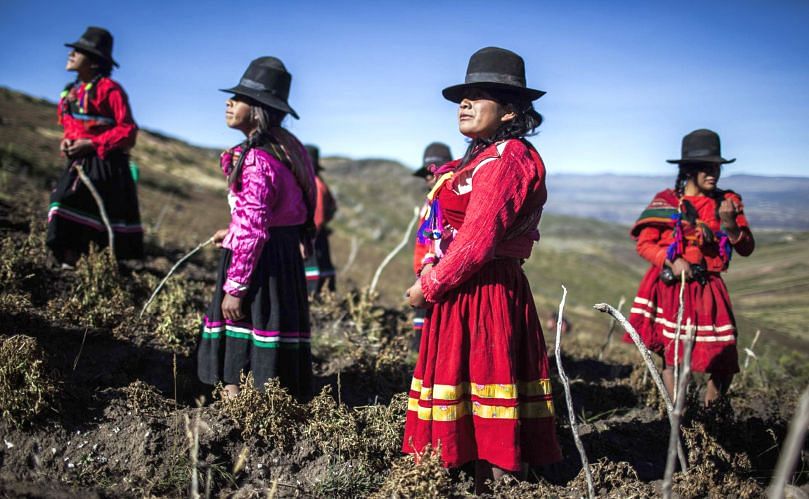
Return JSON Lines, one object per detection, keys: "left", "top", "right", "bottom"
{"left": 632, "top": 189, "right": 754, "bottom": 272}
{"left": 420, "top": 139, "right": 546, "bottom": 303}
{"left": 58, "top": 77, "right": 137, "bottom": 159}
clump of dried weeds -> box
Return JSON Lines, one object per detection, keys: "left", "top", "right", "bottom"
{"left": 50, "top": 245, "right": 131, "bottom": 328}
{"left": 0, "top": 335, "right": 57, "bottom": 428}
{"left": 217, "top": 374, "right": 306, "bottom": 449}
{"left": 370, "top": 446, "right": 456, "bottom": 499}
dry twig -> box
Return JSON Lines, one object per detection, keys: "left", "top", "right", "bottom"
{"left": 768, "top": 384, "right": 809, "bottom": 498}
{"left": 74, "top": 162, "right": 115, "bottom": 260}
{"left": 598, "top": 295, "right": 625, "bottom": 360}
{"left": 593, "top": 302, "right": 688, "bottom": 470}
{"left": 341, "top": 235, "right": 359, "bottom": 274}
{"left": 184, "top": 412, "right": 201, "bottom": 499}
{"left": 743, "top": 329, "right": 761, "bottom": 370}
{"left": 673, "top": 271, "right": 686, "bottom": 403}
{"left": 369, "top": 208, "right": 419, "bottom": 294}
{"left": 662, "top": 319, "right": 695, "bottom": 499}
{"left": 556, "top": 286, "right": 594, "bottom": 499}
{"left": 139, "top": 235, "right": 215, "bottom": 318}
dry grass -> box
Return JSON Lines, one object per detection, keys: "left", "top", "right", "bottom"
{"left": 0, "top": 335, "right": 57, "bottom": 428}
{"left": 217, "top": 374, "right": 306, "bottom": 449}
{"left": 137, "top": 272, "right": 206, "bottom": 351}
{"left": 370, "top": 447, "right": 456, "bottom": 499}
{"left": 49, "top": 245, "right": 132, "bottom": 328}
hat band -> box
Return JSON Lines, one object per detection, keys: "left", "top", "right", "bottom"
{"left": 239, "top": 78, "right": 279, "bottom": 96}
{"left": 684, "top": 148, "right": 717, "bottom": 158}
{"left": 423, "top": 155, "right": 446, "bottom": 164}
{"left": 465, "top": 71, "right": 525, "bottom": 88}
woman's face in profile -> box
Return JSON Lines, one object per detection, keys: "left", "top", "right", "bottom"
{"left": 457, "top": 88, "right": 514, "bottom": 140}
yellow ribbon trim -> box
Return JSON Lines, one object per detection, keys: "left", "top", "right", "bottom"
{"left": 426, "top": 172, "right": 454, "bottom": 201}
{"left": 408, "top": 377, "right": 553, "bottom": 401}
{"left": 408, "top": 398, "right": 554, "bottom": 421}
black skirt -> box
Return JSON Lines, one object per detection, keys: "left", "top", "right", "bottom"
{"left": 47, "top": 152, "right": 143, "bottom": 261}
{"left": 197, "top": 226, "right": 312, "bottom": 400}
{"left": 304, "top": 229, "right": 336, "bottom": 295}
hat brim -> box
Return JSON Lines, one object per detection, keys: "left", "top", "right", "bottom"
{"left": 442, "top": 81, "right": 545, "bottom": 103}
{"left": 65, "top": 42, "right": 119, "bottom": 67}
{"left": 220, "top": 86, "right": 300, "bottom": 120}
{"left": 666, "top": 157, "right": 736, "bottom": 165}
{"left": 412, "top": 166, "right": 432, "bottom": 178}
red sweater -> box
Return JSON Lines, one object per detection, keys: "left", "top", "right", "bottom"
{"left": 634, "top": 190, "right": 754, "bottom": 271}
{"left": 58, "top": 77, "right": 137, "bottom": 159}
{"left": 420, "top": 139, "right": 546, "bottom": 303}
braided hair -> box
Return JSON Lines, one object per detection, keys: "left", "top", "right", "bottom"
{"left": 226, "top": 101, "right": 316, "bottom": 226}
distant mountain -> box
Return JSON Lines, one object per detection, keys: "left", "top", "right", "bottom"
{"left": 546, "top": 173, "right": 809, "bottom": 230}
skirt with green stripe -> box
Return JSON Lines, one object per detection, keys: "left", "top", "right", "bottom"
{"left": 47, "top": 152, "right": 143, "bottom": 261}
{"left": 196, "top": 226, "right": 312, "bottom": 400}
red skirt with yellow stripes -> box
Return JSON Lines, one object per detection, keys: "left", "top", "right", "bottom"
{"left": 402, "top": 259, "right": 561, "bottom": 471}
{"left": 626, "top": 266, "right": 739, "bottom": 375}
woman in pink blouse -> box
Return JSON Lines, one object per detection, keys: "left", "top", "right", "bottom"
{"left": 197, "top": 57, "right": 316, "bottom": 400}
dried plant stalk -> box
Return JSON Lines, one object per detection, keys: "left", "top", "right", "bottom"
{"left": 673, "top": 271, "right": 686, "bottom": 403}
{"left": 556, "top": 286, "right": 595, "bottom": 499}
{"left": 743, "top": 329, "right": 761, "bottom": 370}
{"left": 139, "top": 235, "right": 215, "bottom": 318}
{"left": 768, "top": 385, "right": 809, "bottom": 499}
{"left": 662, "top": 319, "right": 694, "bottom": 499}
{"left": 593, "top": 302, "right": 688, "bottom": 470}
{"left": 74, "top": 163, "right": 115, "bottom": 260}
{"left": 369, "top": 208, "right": 419, "bottom": 294}
{"left": 598, "top": 295, "right": 625, "bottom": 360}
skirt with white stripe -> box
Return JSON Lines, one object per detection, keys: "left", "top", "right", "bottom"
{"left": 626, "top": 265, "right": 739, "bottom": 375}
{"left": 196, "top": 226, "right": 312, "bottom": 399}
{"left": 47, "top": 152, "right": 143, "bottom": 261}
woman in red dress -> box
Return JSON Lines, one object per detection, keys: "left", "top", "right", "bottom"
{"left": 627, "top": 129, "right": 755, "bottom": 405}
{"left": 404, "top": 47, "right": 561, "bottom": 490}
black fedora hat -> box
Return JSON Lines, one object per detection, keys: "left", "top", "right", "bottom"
{"left": 65, "top": 26, "right": 118, "bottom": 68}
{"left": 305, "top": 144, "right": 322, "bottom": 172}
{"left": 667, "top": 129, "right": 735, "bottom": 164}
{"left": 442, "top": 47, "right": 545, "bottom": 104}
{"left": 413, "top": 142, "right": 452, "bottom": 177}
{"left": 221, "top": 57, "right": 299, "bottom": 119}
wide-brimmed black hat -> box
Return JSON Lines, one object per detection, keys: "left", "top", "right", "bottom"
{"left": 305, "top": 144, "right": 323, "bottom": 172}
{"left": 413, "top": 142, "right": 452, "bottom": 177}
{"left": 667, "top": 129, "right": 735, "bottom": 165}
{"left": 65, "top": 26, "right": 118, "bottom": 68}
{"left": 442, "top": 47, "right": 545, "bottom": 104}
{"left": 220, "top": 57, "right": 299, "bottom": 119}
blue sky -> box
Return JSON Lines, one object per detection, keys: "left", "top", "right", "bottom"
{"left": 1, "top": 0, "right": 807, "bottom": 176}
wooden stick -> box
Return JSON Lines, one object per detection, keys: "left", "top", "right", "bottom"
{"left": 662, "top": 319, "right": 695, "bottom": 499}
{"left": 743, "top": 329, "right": 761, "bottom": 370}
{"left": 598, "top": 295, "right": 626, "bottom": 360}
{"left": 341, "top": 235, "right": 359, "bottom": 274}
{"left": 139, "top": 236, "right": 215, "bottom": 318}
{"left": 369, "top": 208, "right": 419, "bottom": 294}
{"left": 673, "top": 271, "right": 686, "bottom": 403}
{"left": 593, "top": 302, "right": 688, "bottom": 470}
{"left": 768, "top": 384, "right": 809, "bottom": 499}
{"left": 74, "top": 162, "right": 115, "bottom": 260}
{"left": 556, "top": 286, "right": 595, "bottom": 499}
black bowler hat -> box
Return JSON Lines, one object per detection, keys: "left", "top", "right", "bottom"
{"left": 221, "top": 57, "right": 299, "bottom": 119}
{"left": 667, "top": 129, "right": 735, "bottom": 165}
{"left": 413, "top": 142, "right": 452, "bottom": 177}
{"left": 442, "top": 47, "right": 545, "bottom": 104}
{"left": 65, "top": 26, "right": 118, "bottom": 68}
{"left": 305, "top": 144, "right": 323, "bottom": 172}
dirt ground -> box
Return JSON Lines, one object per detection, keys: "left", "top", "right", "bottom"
{"left": 1, "top": 166, "right": 808, "bottom": 498}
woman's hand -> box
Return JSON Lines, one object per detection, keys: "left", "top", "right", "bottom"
{"left": 406, "top": 279, "right": 427, "bottom": 308}
{"left": 718, "top": 198, "right": 739, "bottom": 229}
{"left": 66, "top": 138, "right": 95, "bottom": 158}
{"left": 668, "top": 258, "right": 693, "bottom": 281}
{"left": 212, "top": 229, "right": 229, "bottom": 248}
{"left": 221, "top": 294, "right": 244, "bottom": 321}
{"left": 59, "top": 138, "right": 73, "bottom": 155}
